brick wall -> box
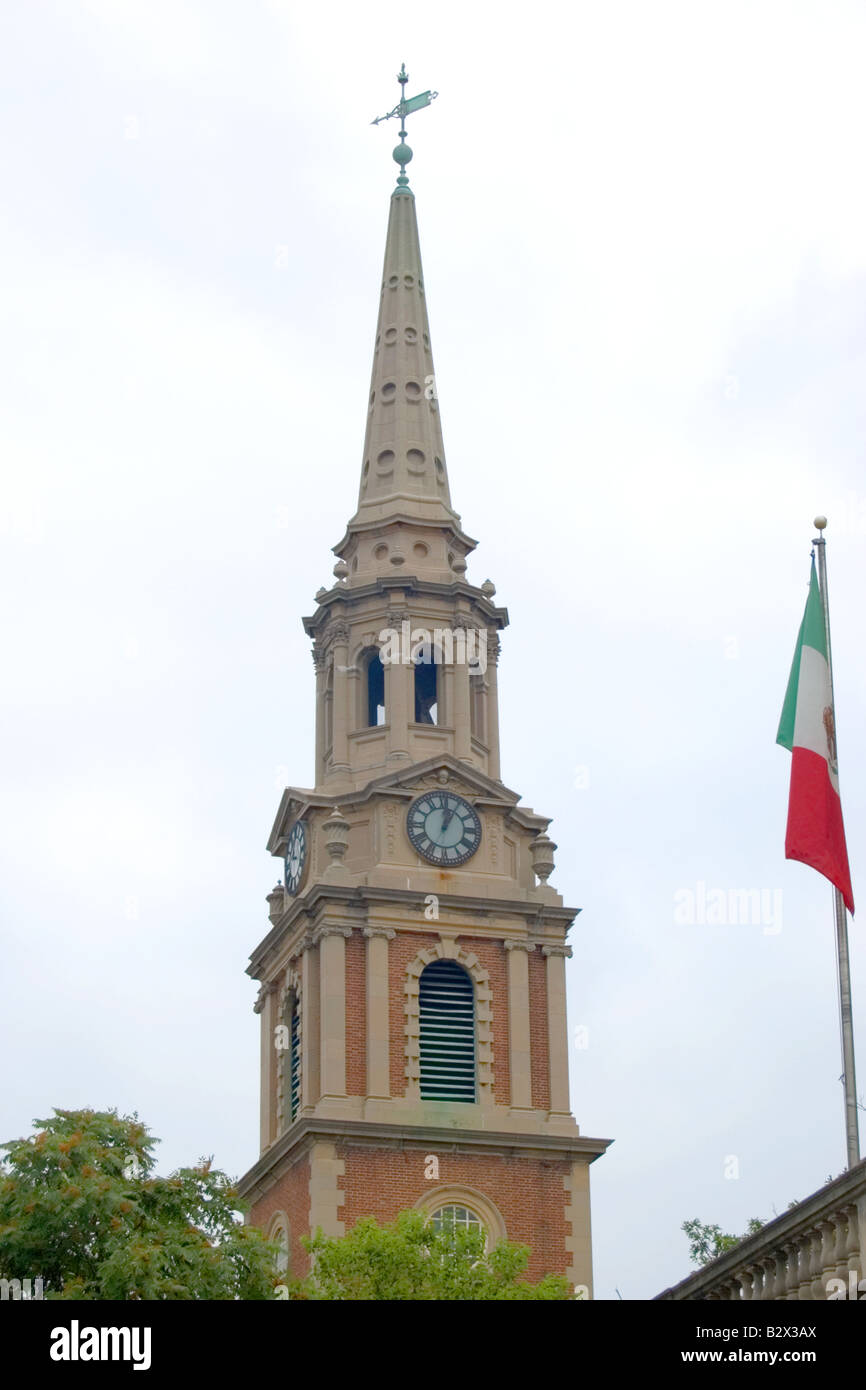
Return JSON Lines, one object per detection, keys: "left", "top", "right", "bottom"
{"left": 249, "top": 1155, "right": 312, "bottom": 1278}
{"left": 335, "top": 1143, "right": 570, "bottom": 1282}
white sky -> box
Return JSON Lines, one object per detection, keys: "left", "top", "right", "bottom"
{"left": 2, "top": 0, "right": 866, "bottom": 1300}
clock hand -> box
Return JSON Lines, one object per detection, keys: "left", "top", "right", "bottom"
{"left": 440, "top": 806, "right": 454, "bottom": 832}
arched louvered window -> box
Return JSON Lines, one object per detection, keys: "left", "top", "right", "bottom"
{"left": 289, "top": 1000, "right": 301, "bottom": 1123}
{"left": 419, "top": 960, "right": 475, "bottom": 1101}
{"left": 280, "top": 993, "right": 301, "bottom": 1129}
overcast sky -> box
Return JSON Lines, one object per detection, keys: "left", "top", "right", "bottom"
{"left": 2, "top": 0, "right": 865, "bottom": 1300}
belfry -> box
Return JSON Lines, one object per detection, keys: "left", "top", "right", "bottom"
{"left": 238, "top": 69, "right": 610, "bottom": 1291}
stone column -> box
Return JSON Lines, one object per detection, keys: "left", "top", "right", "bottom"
{"left": 364, "top": 928, "right": 395, "bottom": 1098}
{"left": 543, "top": 944, "right": 572, "bottom": 1118}
{"left": 504, "top": 940, "right": 533, "bottom": 1110}
{"left": 318, "top": 925, "right": 352, "bottom": 1100}
{"left": 452, "top": 650, "right": 471, "bottom": 762}
{"left": 254, "top": 981, "right": 277, "bottom": 1152}
{"left": 486, "top": 634, "right": 501, "bottom": 780}
{"left": 300, "top": 936, "right": 319, "bottom": 1110}
{"left": 330, "top": 622, "right": 351, "bottom": 778}
{"left": 385, "top": 608, "right": 410, "bottom": 764}
{"left": 313, "top": 644, "right": 326, "bottom": 786}
{"left": 843, "top": 1202, "right": 861, "bottom": 1279}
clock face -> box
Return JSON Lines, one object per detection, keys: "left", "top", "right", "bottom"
{"left": 284, "top": 821, "right": 307, "bottom": 895}
{"left": 406, "top": 792, "right": 481, "bottom": 867}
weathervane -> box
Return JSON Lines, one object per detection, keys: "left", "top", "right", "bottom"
{"left": 371, "top": 63, "right": 438, "bottom": 190}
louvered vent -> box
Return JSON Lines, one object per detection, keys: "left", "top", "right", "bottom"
{"left": 290, "top": 1005, "right": 301, "bottom": 1122}
{"left": 419, "top": 960, "right": 475, "bottom": 1101}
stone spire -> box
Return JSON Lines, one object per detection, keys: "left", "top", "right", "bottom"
{"left": 332, "top": 76, "right": 476, "bottom": 583}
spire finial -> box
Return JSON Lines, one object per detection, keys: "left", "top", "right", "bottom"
{"left": 370, "top": 63, "right": 438, "bottom": 193}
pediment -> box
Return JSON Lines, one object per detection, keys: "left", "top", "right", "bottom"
{"left": 365, "top": 754, "right": 518, "bottom": 808}
{"left": 267, "top": 756, "right": 553, "bottom": 856}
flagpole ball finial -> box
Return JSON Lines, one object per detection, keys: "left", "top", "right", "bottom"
{"left": 814, "top": 515, "right": 828, "bottom": 530}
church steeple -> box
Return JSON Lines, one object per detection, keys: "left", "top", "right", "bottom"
{"left": 239, "top": 81, "right": 610, "bottom": 1297}
{"left": 333, "top": 67, "right": 476, "bottom": 582}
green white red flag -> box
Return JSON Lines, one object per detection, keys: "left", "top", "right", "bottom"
{"left": 777, "top": 557, "right": 854, "bottom": 914}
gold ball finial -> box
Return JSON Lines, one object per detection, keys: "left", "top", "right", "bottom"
{"left": 814, "top": 515, "right": 827, "bottom": 530}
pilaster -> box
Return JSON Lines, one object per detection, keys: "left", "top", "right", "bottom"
{"left": 255, "top": 981, "right": 278, "bottom": 1152}
{"left": 543, "top": 944, "right": 572, "bottom": 1118}
{"left": 504, "top": 940, "right": 533, "bottom": 1110}
{"left": 364, "top": 927, "right": 395, "bottom": 1099}
{"left": 315, "top": 924, "right": 352, "bottom": 1101}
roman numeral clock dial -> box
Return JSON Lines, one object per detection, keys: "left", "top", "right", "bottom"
{"left": 284, "top": 820, "right": 307, "bottom": 895}
{"left": 406, "top": 792, "right": 482, "bottom": 867}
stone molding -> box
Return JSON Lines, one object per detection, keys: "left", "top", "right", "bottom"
{"left": 237, "top": 1116, "right": 611, "bottom": 1204}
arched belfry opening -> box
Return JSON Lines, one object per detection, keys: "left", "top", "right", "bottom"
{"left": 413, "top": 637, "right": 440, "bottom": 725}
{"left": 363, "top": 648, "right": 385, "bottom": 727}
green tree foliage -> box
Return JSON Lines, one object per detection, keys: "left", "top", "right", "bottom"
{"left": 283, "top": 1210, "right": 575, "bottom": 1300}
{"left": 683, "top": 1216, "right": 766, "bottom": 1267}
{"left": 0, "top": 1108, "right": 281, "bottom": 1299}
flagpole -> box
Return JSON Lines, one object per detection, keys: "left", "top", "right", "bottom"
{"left": 813, "top": 515, "right": 860, "bottom": 1169}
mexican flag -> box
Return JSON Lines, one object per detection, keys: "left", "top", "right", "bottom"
{"left": 777, "top": 558, "right": 854, "bottom": 914}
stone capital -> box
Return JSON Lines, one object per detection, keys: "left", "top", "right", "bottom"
{"left": 288, "top": 933, "right": 315, "bottom": 962}
{"left": 253, "top": 980, "right": 278, "bottom": 1015}
{"left": 363, "top": 927, "right": 396, "bottom": 941}
{"left": 504, "top": 939, "right": 535, "bottom": 953}
{"left": 311, "top": 923, "right": 354, "bottom": 946}
{"left": 542, "top": 944, "right": 573, "bottom": 959}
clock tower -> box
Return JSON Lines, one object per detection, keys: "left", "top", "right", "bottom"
{"left": 238, "top": 78, "right": 610, "bottom": 1292}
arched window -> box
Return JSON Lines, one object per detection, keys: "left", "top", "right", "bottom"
{"left": 268, "top": 1215, "right": 290, "bottom": 1277}
{"left": 431, "top": 1204, "right": 484, "bottom": 1237}
{"left": 363, "top": 649, "right": 385, "bottom": 727}
{"left": 419, "top": 960, "right": 475, "bottom": 1101}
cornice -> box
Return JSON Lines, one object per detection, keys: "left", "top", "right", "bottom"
{"left": 303, "top": 577, "right": 508, "bottom": 637}
{"left": 247, "top": 883, "right": 579, "bottom": 980}
{"left": 237, "top": 1116, "right": 613, "bottom": 1203}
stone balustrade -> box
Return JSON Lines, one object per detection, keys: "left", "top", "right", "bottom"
{"left": 655, "top": 1158, "right": 866, "bottom": 1301}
